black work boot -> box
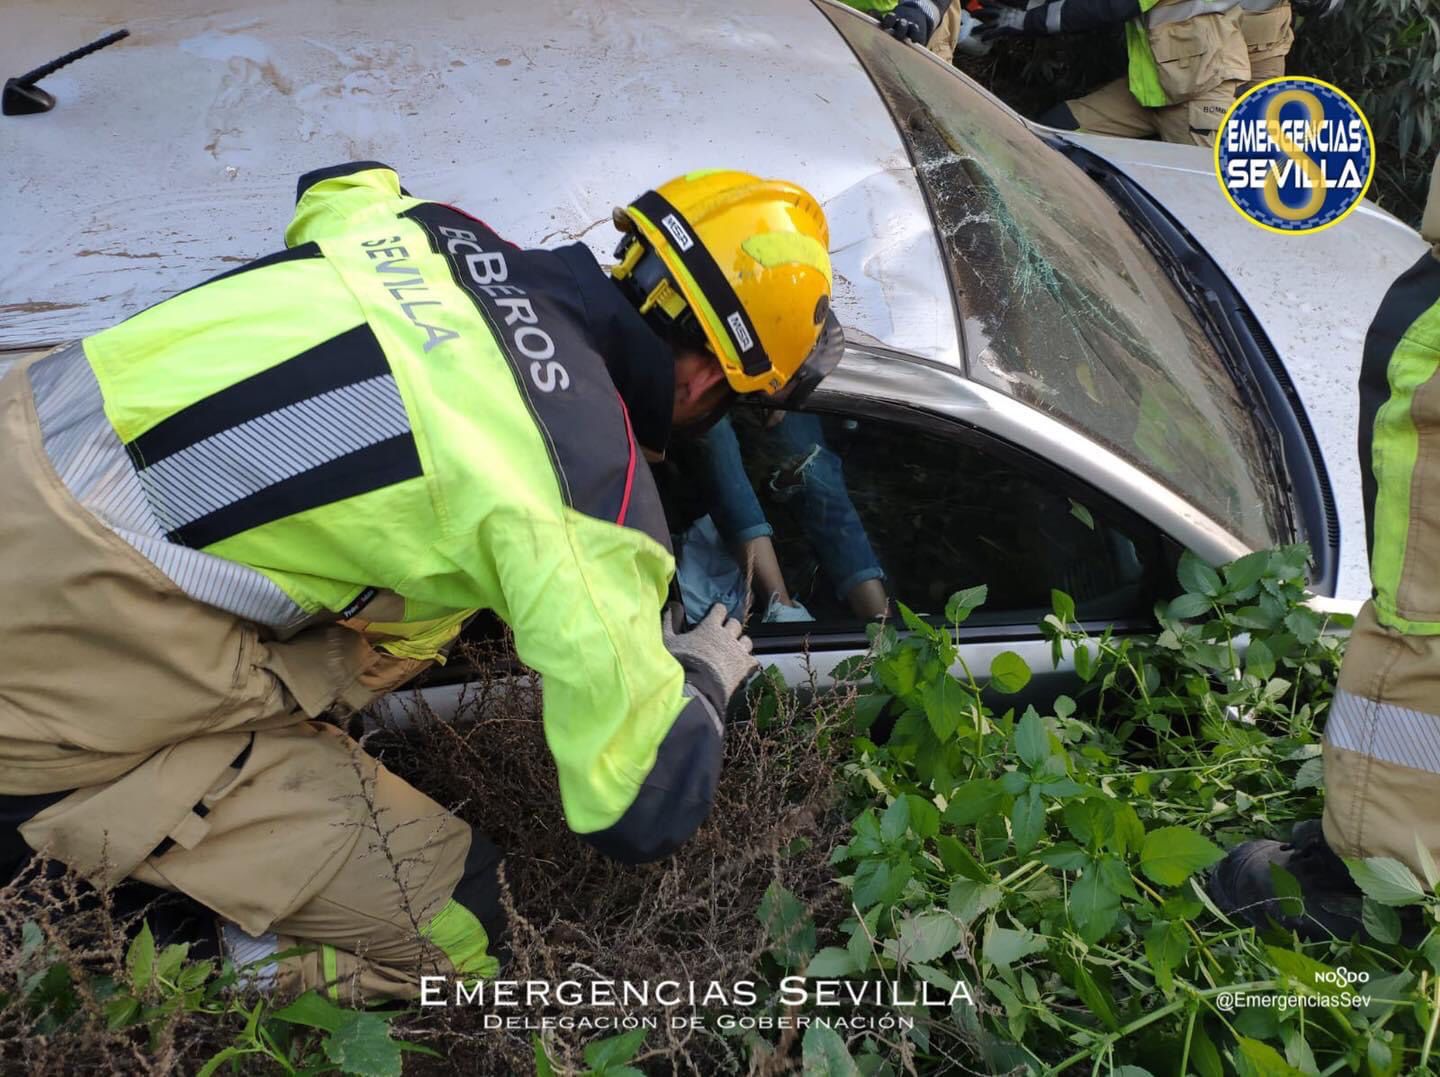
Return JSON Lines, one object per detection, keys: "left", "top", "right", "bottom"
{"left": 1207, "top": 820, "right": 1370, "bottom": 942}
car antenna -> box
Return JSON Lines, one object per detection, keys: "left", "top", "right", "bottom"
{"left": 3, "top": 28, "right": 130, "bottom": 116}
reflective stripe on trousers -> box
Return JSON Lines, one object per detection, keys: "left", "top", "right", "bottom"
{"left": 1146, "top": 0, "right": 1243, "bottom": 28}
{"left": 1327, "top": 688, "right": 1440, "bottom": 776}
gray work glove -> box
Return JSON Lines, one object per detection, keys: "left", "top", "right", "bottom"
{"left": 663, "top": 603, "right": 759, "bottom": 722}
{"left": 880, "top": 0, "right": 940, "bottom": 43}
{"left": 974, "top": 0, "right": 1047, "bottom": 40}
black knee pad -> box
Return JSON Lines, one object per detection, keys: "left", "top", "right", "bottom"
{"left": 1036, "top": 101, "right": 1080, "bottom": 131}
{"left": 451, "top": 833, "right": 509, "bottom": 968}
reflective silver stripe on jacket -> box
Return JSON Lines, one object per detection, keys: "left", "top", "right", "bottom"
{"left": 1325, "top": 687, "right": 1440, "bottom": 776}
{"left": 133, "top": 373, "right": 410, "bottom": 538}
{"left": 1145, "top": 0, "right": 1243, "bottom": 28}
{"left": 27, "top": 342, "right": 310, "bottom": 629}
{"left": 1239, "top": 0, "right": 1283, "bottom": 10}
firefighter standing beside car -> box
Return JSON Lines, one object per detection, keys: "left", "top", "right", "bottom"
{"left": 975, "top": 0, "right": 1251, "bottom": 146}
{"left": 0, "top": 162, "right": 844, "bottom": 999}
{"left": 970, "top": 0, "right": 1348, "bottom": 145}
{"left": 1209, "top": 155, "right": 1440, "bottom": 939}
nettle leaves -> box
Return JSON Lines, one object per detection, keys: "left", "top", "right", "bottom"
{"left": 819, "top": 548, "right": 1435, "bottom": 1074}
{"left": 1157, "top": 547, "right": 1327, "bottom": 678}
{"left": 840, "top": 584, "right": 1231, "bottom": 971}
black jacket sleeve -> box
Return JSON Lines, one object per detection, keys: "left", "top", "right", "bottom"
{"left": 1026, "top": 0, "right": 1143, "bottom": 34}
{"left": 578, "top": 691, "right": 724, "bottom": 864}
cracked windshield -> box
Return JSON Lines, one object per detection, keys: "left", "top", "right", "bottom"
{"left": 829, "top": 13, "right": 1289, "bottom": 552}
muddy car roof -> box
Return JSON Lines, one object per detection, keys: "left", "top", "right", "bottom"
{"left": 0, "top": 0, "right": 957, "bottom": 366}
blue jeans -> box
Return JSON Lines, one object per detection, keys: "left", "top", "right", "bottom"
{"left": 697, "top": 414, "right": 883, "bottom": 599}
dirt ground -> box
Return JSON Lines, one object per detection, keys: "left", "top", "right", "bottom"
{"left": 371, "top": 644, "right": 858, "bottom": 1075}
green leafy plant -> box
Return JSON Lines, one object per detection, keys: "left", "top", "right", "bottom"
{"left": 535, "top": 1027, "right": 649, "bottom": 1077}
{"left": 777, "top": 546, "right": 1438, "bottom": 1074}
{"left": 5, "top": 917, "right": 432, "bottom": 1077}
{"left": 197, "top": 985, "right": 434, "bottom": 1077}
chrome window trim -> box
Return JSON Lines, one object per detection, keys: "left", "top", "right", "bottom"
{"left": 820, "top": 345, "right": 1253, "bottom": 567}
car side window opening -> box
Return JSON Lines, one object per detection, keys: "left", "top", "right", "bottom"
{"left": 658, "top": 404, "right": 1160, "bottom": 635}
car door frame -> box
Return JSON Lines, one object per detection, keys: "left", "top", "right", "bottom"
{"left": 738, "top": 353, "right": 1186, "bottom": 701}
{"left": 743, "top": 345, "right": 1261, "bottom": 699}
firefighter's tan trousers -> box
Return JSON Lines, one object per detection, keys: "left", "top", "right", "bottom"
{"left": 0, "top": 352, "right": 502, "bottom": 1001}
{"left": 1067, "top": 77, "right": 1242, "bottom": 148}
{"left": 1322, "top": 245, "right": 1440, "bottom": 881}
{"left": 928, "top": 4, "right": 963, "bottom": 60}
{"left": 1241, "top": 2, "right": 1293, "bottom": 84}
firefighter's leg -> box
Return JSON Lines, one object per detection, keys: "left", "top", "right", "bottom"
{"left": 1064, "top": 78, "right": 1162, "bottom": 140}
{"left": 1324, "top": 606, "right": 1440, "bottom": 877}
{"left": 1208, "top": 247, "right": 1440, "bottom": 939}
{"left": 1151, "top": 81, "right": 1242, "bottom": 147}
{"left": 926, "top": 4, "right": 962, "bottom": 61}
{"left": 268, "top": 753, "right": 506, "bottom": 1002}
{"left": 132, "top": 721, "right": 504, "bottom": 1001}
{"left": 1246, "top": 54, "right": 1286, "bottom": 82}
{"left": 1323, "top": 252, "right": 1440, "bottom": 881}
{"left": 1240, "top": 2, "right": 1293, "bottom": 86}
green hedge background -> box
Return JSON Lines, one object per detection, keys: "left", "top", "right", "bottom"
{"left": 959, "top": 1, "right": 1439, "bottom": 225}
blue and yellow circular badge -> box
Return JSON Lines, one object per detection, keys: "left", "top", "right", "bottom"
{"left": 1215, "top": 77, "right": 1374, "bottom": 235}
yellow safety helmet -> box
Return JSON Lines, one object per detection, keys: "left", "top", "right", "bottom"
{"left": 611, "top": 169, "right": 843, "bottom": 406}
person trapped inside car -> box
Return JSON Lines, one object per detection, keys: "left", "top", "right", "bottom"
{"left": 0, "top": 162, "right": 844, "bottom": 999}
{"left": 688, "top": 411, "right": 888, "bottom": 623}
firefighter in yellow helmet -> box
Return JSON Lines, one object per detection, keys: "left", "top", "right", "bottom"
{"left": 610, "top": 169, "right": 843, "bottom": 412}
{"left": 0, "top": 162, "right": 840, "bottom": 1000}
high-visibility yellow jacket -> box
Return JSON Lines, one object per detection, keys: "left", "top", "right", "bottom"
{"left": 1028, "top": 0, "right": 1249, "bottom": 108}
{"left": 1123, "top": 0, "right": 1249, "bottom": 107}
{"left": 1359, "top": 242, "right": 1440, "bottom": 635}
{"left": 48, "top": 161, "right": 721, "bottom": 862}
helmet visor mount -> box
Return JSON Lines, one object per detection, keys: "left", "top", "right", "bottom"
{"left": 625, "top": 189, "right": 776, "bottom": 383}
{"left": 753, "top": 307, "right": 843, "bottom": 411}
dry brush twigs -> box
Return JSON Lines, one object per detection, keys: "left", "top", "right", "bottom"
{"left": 374, "top": 640, "right": 854, "bottom": 1075}
{"left": 2, "top": 634, "right": 855, "bottom": 1075}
